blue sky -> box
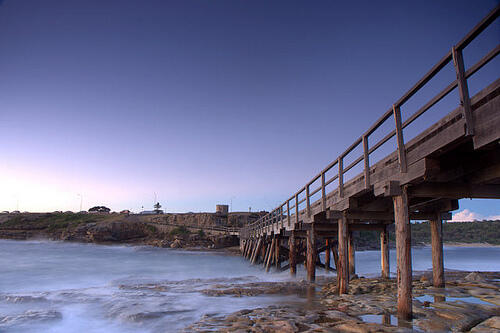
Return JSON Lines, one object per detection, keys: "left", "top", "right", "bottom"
{"left": 0, "top": 0, "right": 498, "bottom": 218}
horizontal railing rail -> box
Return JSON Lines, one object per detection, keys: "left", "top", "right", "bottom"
{"left": 241, "top": 6, "right": 499, "bottom": 238}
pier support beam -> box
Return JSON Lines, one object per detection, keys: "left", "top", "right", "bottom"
{"left": 260, "top": 239, "right": 267, "bottom": 262}
{"left": 430, "top": 214, "right": 445, "bottom": 287}
{"left": 338, "top": 212, "right": 349, "bottom": 294}
{"left": 332, "top": 242, "right": 339, "bottom": 271}
{"left": 265, "top": 237, "right": 275, "bottom": 272}
{"left": 325, "top": 239, "right": 331, "bottom": 272}
{"left": 348, "top": 231, "right": 356, "bottom": 276}
{"left": 263, "top": 239, "right": 271, "bottom": 268}
{"left": 306, "top": 224, "right": 316, "bottom": 282}
{"left": 393, "top": 186, "right": 412, "bottom": 320}
{"left": 289, "top": 231, "right": 297, "bottom": 276}
{"left": 380, "top": 225, "right": 390, "bottom": 279}
{"left": 275, "top": 237, "right": 280, "bottom": 269}
{"left": 246, "top": 240, "right": 251, "bottom": 258}
{"left": 247, "top": 240, "right": 253, "bottom": 258}
{"left": 251, "top": 237, "right": 263, "bottom": 265}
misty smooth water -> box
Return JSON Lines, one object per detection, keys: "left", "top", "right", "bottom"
{"left": 1, "top": 240, "right": 500, "bottom": 332}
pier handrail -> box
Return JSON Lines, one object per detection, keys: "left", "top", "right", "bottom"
{"left": 241, "top": 6, "right": 500, "bottom": 239}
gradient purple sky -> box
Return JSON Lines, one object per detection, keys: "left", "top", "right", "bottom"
{"left": 1, "top": 0, "right": 499, "bottom": 217}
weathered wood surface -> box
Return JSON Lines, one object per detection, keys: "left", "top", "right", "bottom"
{"left": 393, "top": 186, "right": 412, "bottom": 320}
{"left": 324, "top": 239, "right": 331, "bottom": 272}
{"left": 289, "top": 231, "right": 297, "bottom": 276}
{"left": 338, "top": 214, "right": 349, "bottom": 294}
{"left": 348, "top": 231, "right": 355, "bottom": 276}
{"left": 380, "top": 225, "right": 390, "bottom": 279}
{"left": 306, "top": 225, "right": 316, "bottom": 282}
{"left": 430, "top": 216, "right": 445, "bottom": 287}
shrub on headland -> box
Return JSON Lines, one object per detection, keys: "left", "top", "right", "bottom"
{"left": 170, "top": 226, "right": 189, "bottom": 237}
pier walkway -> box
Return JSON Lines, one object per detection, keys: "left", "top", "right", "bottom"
{"left": 239, "top": 6, "right": 500, "bottom": 320}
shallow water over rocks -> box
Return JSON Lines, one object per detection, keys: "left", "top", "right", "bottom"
{"left": 1, "top": 239, "right": 500, "bottom": 332}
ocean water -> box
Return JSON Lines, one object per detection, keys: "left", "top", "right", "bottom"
{"left": 344, "top": 245, "right": 500, "bottom": 277}
{"left": 1, "top": 240, "right": 499, "bottom": 332}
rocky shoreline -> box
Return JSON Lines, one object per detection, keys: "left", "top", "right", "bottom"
{"left": 183, "top": 271, "right": 500, "bottom": 332}
{"left": 0, "top": 213, "right": 241, "bottom": 250}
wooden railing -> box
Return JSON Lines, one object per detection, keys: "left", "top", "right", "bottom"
{"left": 241, "top": 6, "right": 499, "bottom": 239}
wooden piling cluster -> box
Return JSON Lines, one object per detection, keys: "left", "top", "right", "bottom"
{"left": 239, "top": 7, "right": 500, "bottom": 321}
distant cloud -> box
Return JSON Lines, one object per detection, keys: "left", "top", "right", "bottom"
{"left": 451, "top": 209, "right": 500, "bottom": 222}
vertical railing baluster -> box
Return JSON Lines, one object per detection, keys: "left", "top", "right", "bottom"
{"left": 338, "top": 157, "right": 344, "bottom": 198}
{"left": 306, "top": 185, "right": 311, "bottom": 217}
{"left": 363, "top": 135, "right": 370, "bottom": 189}
{"left": 287, "top": 200, "right": 290, "bottom": 227}
{"left": 295, "top": 193, "right": 299, "bottom": 225}
{"left": 393, "top": 104, "right": 407, "bottom": 173}
{"left": 321, "top": 172, "right": 326, "bottom": 211}
{"left": 452, "top": 46, "right": 474, "bottom": 136}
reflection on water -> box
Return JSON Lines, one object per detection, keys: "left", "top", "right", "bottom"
{"left": 415, "top": 294, "right": 495, "bottom": 306}
{"left": 360, "top": 313, "right": 397, "bottom": 325}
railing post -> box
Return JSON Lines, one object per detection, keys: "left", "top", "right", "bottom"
{"left": 393, "top": 104, "right": 407, "bottom": 173}
{"left": 321, "top": 172, "right": 326, "bottom": 211}
{"left": 338, "top": 157, "right": 344, "bottom": 198}
{"left": 295, "top": 193, "right": 299, "bottom": 225}
{"left": 279, "top": 206, "right": 283, "bottom": 229}
{"left": 306, "top": 185, "right": 311, "bottom": 217}
{"left": 287, "top": 200, "right": 290, "bottom": 227}
{"left": 452, "top": 46, "right": 474, "bottom": 136}
{"left": 363, "top": 135, "right": 370, "bottom": 189}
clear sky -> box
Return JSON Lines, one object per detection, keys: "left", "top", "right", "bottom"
{"left": 1, "top": 0, "right": 499, "bottom": 218}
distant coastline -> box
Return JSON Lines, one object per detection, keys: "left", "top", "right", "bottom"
{"left": 442, "top": 242, "right": 500, "bottom": 248}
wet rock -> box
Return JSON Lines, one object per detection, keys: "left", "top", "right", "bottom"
{"left": 170, "top": 239, "right": 182, "bottom": 248}
{"left": 465, "top": 272, "right": 486, "bottom": 282}
{"left": 470, "top": 316, "right": 500, "bottom": 332}
{"left": 0, "top": 295, "right": 48, "bottom": 303}
{"left": 0, "top": 310, "right": 62, "bottom": 326}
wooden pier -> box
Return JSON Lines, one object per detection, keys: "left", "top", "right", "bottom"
{"left": 239, "top": 6, "right": 500, "bottom": 320}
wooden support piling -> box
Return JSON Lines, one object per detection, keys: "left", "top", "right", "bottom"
{"left": 265, "top": 237, "right": 275, "bottom": 272}
{"left": 275, "top": 237, "right": 280, "bottom": 269}
{"left": 263, "top": 241, "right": 271, "bottom": 267}
{"left": 338, "top": 213, "right": 349, "bottom": 294}
{"left": 242, "top": 240, "right": 248, "bottom": 257}
{"left": 393, "top": 186, "right": 412, "bottom": 320}
{"left": 251, "top": 237, "right": 263, "bottom": 265}
{"left": 380, "top": 225, "right": 390, "bottom": 279}
{"left": 348, "top": 231, "right": 356, "bottom": 276}
{"left": 332, "top": 242, "right": 339, "bottom": 271}
{"left": 306, "top": 224, "right": 316, "bottom": 282}
{"left": 289, "top": 231, "right": 297, "bottom": 276}
{"left": 430, "top": 214, "right": 445, "bottom": 287}
{"left": 260, "top": 240, "right": 267, "bottom": 262}
{"left": 245, "top": 239, "right": 253, "bottom": 259}
{"left": 325, "top": 239, "right": 331, "bottom": 272}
